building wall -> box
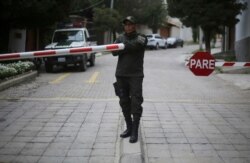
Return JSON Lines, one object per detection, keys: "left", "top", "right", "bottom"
{"left": 170, "top": 26, "right": 180, "bottom": 38}
{"left": 235, "top": 0, "right": 250, "bottom": 61}
{"left": 168, "top": 17, "right": 193, "bottom": 41}
{"left": 180, "top": 27, "right": 193, "bottom": 42}
{"left": 137, "top": 25, "right": 155, "bottom": 35}
{"left": 8, "top": 29, "right": 26, "bottom": 53}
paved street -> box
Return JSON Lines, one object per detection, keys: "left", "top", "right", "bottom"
{"left": 0, "top": 44, "right": 250, "bottom": 163}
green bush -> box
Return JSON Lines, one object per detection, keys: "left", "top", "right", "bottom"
{"left": 7, "top": 61, "right": 35, "bottom": 73}
{"left": 0, "top": 65, "right": 18, "bottom": 79}
{"left": 0, "top": 61, "right": 35, "bottom": 80}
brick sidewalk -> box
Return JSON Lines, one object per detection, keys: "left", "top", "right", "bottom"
{"left": 1, "top": 100, "right": 250, "bottom": 163}
{"left": 0, "top": 100, "right": 122, "bottom": 163}
{"left": 141, "top": 102, "right": 250, "bottom": 163}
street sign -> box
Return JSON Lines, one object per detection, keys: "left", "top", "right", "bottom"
{"left": 189, "top": 51, "right": 215, "bottom": 76}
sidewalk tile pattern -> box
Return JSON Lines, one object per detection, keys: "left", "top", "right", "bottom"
{"left": 0, "top": 101, "right": 121, "bottom": 163}
{"left": 141, "top": 102, "right": 250, "bottom": 163}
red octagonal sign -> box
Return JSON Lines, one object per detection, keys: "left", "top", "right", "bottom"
{"left": 189, "top": 51, "right": 215, "bottom": 76}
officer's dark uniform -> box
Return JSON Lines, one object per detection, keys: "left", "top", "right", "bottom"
{"left": 112, "top": 16, "right": 147, "bottom": 143}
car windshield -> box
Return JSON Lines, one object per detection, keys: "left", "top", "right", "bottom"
{"left": 167, "top": 37, "right": 176, "bottom": 41}
{"left": 53, "top": 30, "right": 83, "bottom": 43}
{"left": 146, "top": 35, "right": 153, "bottom": 38}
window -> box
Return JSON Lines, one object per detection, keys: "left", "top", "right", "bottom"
{"left": 53, "top": 30, "right": 83, "bottom": 42}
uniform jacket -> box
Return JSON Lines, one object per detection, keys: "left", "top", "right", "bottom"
{"left": 112, "top": 31, "right": 147, "bottom": 77}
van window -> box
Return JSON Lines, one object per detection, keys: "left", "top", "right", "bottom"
{"left": 53, "top": 30, "right": 83, "bottom": 42}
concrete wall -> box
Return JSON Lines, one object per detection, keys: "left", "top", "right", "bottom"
{"left": 235, "top": 0, "right": 250, "bottom": 61}
{"left": 138, "top": 24, "right": 193, "bottom": 41}
{"left": 137, "top": 25, "right": 153, "bottom": 35}
{"left": 180, "top": 27, "right": 193, "bottom": 41}
{"left": 171, "top": 26, "right": 180, "bottom": 38}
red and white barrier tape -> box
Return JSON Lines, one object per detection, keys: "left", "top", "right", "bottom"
{"left": 0, "top": 43, "right": 124, "bottom": 61}
{"left": 215, "top": 62, "right": 250, "bottom": 67}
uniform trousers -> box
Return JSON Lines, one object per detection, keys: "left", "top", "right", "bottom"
{"left": 116, "top": 76, "right": 143, "bottom": 119}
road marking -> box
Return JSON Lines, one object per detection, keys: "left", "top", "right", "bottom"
{"left": 87, "top": 72, "right": 99, "bottom": 83}
{"left": 50, "top": 73, "right": 71, "bottom": 84}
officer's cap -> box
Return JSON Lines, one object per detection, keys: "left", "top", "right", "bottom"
{"left": 123, "top": 16, "right": 136, "bottom": 24}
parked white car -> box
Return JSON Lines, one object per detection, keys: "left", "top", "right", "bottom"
{"left": 166, "top": 37, "right": 184, "bottom": 48}
{"left": 146, "top": 34, "right": 167, "bottom": 49}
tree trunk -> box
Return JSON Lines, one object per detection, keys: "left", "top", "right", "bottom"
{"left": 192, "top": 27, "right": 198, "bottom": 43}
{"left": 228, "top": 26, "right": 235, "bottom": 51}
{"left": 152, "top": 26, "right": 158, "bottom": 34}
{"left": 203, "top": 28, "right": 211, "bottom": 53}
{"left": 112, "top": 30, "right": 116, "bottom": 42}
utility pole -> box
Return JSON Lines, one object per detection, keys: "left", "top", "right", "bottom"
{"left": 199, "top": 27, "right": 203, "bottom": 50}
{"left": 110, "top": 0, "right": 114, "bottom": 9}
{"left": 109, "top": 0, "right": 114, "bottom": 43}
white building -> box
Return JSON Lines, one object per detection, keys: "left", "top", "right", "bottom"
{"left": 167, "top": 17, "right": 193, "bottom": 41}
{"left": 235, "top": 0, "right": 250, "bottom": 61}
{"left": 136, "top": 16, "right": 193, "bottom": 42}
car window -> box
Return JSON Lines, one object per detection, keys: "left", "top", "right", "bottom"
{"left": 53, "top": 30, "right": 83, "bottom": 42}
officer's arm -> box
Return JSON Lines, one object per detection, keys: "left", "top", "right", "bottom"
{"left": 124, "top": 35, "right": 147, "bottom": 52}
{"left": 112, "top": 36, "right": 124, "bottom": 56}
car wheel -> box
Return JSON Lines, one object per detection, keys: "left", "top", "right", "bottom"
{"left": 89, "top": 53, "right": 96, "bottom": 67}
{"left": 79, "top": 54, "right": 87, "bottom": 72}
{"left": 164, "top": 43, "right": 168, "bottom": 49}
{"left": 155, "top": 43, "right": 159, "bottom": 50}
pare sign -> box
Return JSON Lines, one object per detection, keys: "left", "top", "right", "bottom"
{"left": 189, "top": 52, "right": 215, "bottom": 76}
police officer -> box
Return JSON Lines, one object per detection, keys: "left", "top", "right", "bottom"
{"left": 112, "top": 16, "right": 147, "bottom": 143}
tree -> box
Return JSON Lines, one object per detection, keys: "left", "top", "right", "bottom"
{"left": 0, "top": 0, "right": 71, "bottom": 28}
{"left": 69, "top": 0, "right": 105, "bottom": 20}
{"left": 92, "top": 0, "right": 168, "bottom": 34}
{"left": 0, "top": 0, "right": 72, "bottom": 52}
{"left": 140, "top": 0, "right": 168, "bottom": 33}
{"left": 114, "top": 0, "right": 168, "bottom": 33}
{"left": 93, "top": 7, "right": 122, "bottom": 33}
{"left": 167, "top": 0, "right": 247, "bottom": 52}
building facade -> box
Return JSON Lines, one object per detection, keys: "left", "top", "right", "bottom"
{"left": 235, "top": 0, "right": 250, "bottom": 61}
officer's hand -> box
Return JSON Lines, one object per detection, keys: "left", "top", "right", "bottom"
{"left": 136, "top": 35, "right": 147, "bottom": 46}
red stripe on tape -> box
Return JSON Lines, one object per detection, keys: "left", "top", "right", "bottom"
{"left": 106, "top": 44, "right": 119, "bottom": 50}
{"left": 0, "top": 53, "right": 20, "bottom": 60}
{"left": 244, "top": 63, "right": 250, "bottom": 67}
{"left": 70, "top": 47, "right": 92, "bottom": 53}
{"left": 223, "top": 62, "right": 235, "bottom": 66}
{"left": 34, "top": 50, "right": 56, "bottom": 56}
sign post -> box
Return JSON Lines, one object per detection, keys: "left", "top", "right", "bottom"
{"left": 189, "top": 51, "right": 215, "bottom": 76}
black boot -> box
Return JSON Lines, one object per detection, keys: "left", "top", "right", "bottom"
{"left": 129, "top": 120, "right": 140, "bottom": 143}
{"left": 120, "top": 117, "right": 132, "bottom": 138}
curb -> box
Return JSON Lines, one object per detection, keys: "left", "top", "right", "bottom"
{"left": 219, "top": 67, "right": 250, "bottom": 74}
{"left": 120, "top": 119, "right": 143, "bottom": 163}
{"left": 0, "top": 70, "right": 38, "bottom": 92}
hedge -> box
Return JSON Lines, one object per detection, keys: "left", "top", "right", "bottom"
{"left": 0, "top": 61, "right": 35, "bottom": 80}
